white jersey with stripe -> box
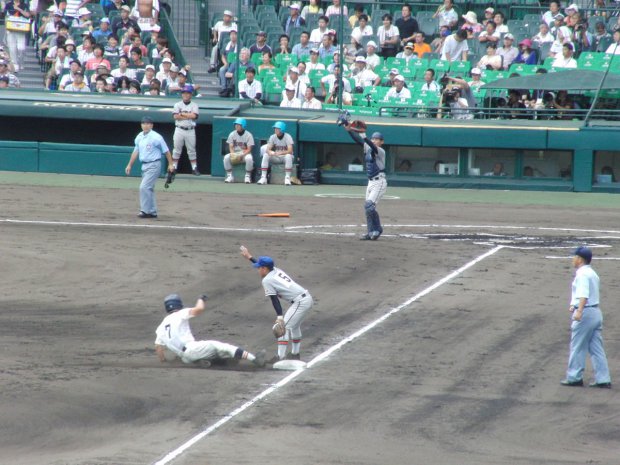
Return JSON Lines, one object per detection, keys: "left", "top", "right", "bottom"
{"left": 154, "top": 308, "right": 195, "bottom": 355}
{"left": 226, "top": 129, "right": 255, "bottom": 152}
{"left": 267, "top": 133, "right": 294, "bottom": 154}
{"left": 262, "top": 267, "right": 305, "bottom": 302}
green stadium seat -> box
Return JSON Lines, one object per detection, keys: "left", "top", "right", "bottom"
{"left": 430, "top": 59, "right": 450, "bottom": 73}
{"left": 508, "top": 63, "right": 537, "bottom": 75}
{"left": 450, "top": 60, "right": 471, "bottom": 74}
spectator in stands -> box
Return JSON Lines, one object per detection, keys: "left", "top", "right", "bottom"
{"left": 351, "top": 14, "right": 373, "bottom": 45}
{"left": 385, "top": 74, "right": 411, "bottom": 100}
{"left": 156, "top": 57, "right": 173, "bottom": 82}
{"left": 573, "top": 20, "right": 593, "bottom": 54}
{"left": 478, "top": 21, "right": 500, "bottom": 44}
{"left": 326, "top": 81, "right": 352, "bottom": 105}
{"left": 421, "top": 68, "right": 441, "bottom": 92}
{"left": 41, "top": 9, "right": 65, "bottom": 38}
{"left": 321, "top": 64, "right": 351, "bottom": 94}
{"left": 130, "top": 47, "right": 146, "bottom": 69}
{"left": 351, "top": 56, "right": 379, "bottom": 91}
{"left": 63, "top": 70, "right": 90, "bottom": 92}
{"left": 220, "top": 29, "right": 238, "bottom": 68}
{"left": 86, "top": 45, "right": 112, "bottom": 70}
{"left": 306, "top": 48, "right": 325, "bottom": 71}
{"left": 129, "top": 0, "right": 160, "bottom": 32}
{"left": 284, "top": 4, "right": 305, "bottom": 35}
{"left": 344, "top": 36, "right": 363, "bottom": 65}
{"left": 0, "top": 59, "right": 20, "bottom": 87}
{"left": 494, "top": 12, "right": 509, "bottom": 34}
{"left": 117, "top": 75, "right": 131, "bottom": 93}
{"left": 0, "top": 76, "right": 8, "bottom": 89}
{"left": 284, "top": 66, "right": 306, "bottom": 100}
{"left": 365, "top": 41, "right": 380, "bottom": 69}
{"left": 276, "top": 34, "right": 290, "bottom": 55}
{"left": 73, "top": 7, "right": 94, "bottom": 32}
{"left": 64, "top": 0, "right": 83, "bottom": 22}
{"left": 145, "top": 78, "right": 163, "bottom": 95}
{"left": 112, "top": 5, "right": 140, "bottom": 37}
{"left": 104, "top": 34, "right": 121, "bottom": 57}
{"left": 123, "top": 34, "right": 148, "bottom": 57}
{"left": 564, "top": 4, "right": 579, "bottom": 25}
{"left": 141, "top": 64, "right": 156, "bottom": 85}
{"left": 467, "top": 67, "right": 485, "bottom": 90}
{"left": 349, "top": 4, "right": 366, "bottom": 28}
{"left": 292, "top": 31, "right": 312, "bottom": 59}
{"left": 92, "top": 17, "right": 113, "bottom": 42}
{"left": 396, "top": 41, "right": 416, "bottom": 63}
{"left": 280, "top": 85, "right": 302, "bottom": 108}
{"left": 377, "top": 14, "right": 400, "bottom": 58}
{"left": 167, "top": 69, "right": 191, "bottom": 95}
{"left": 550, "top": 14, "right": 564, "bottom": 36}
{"left": 551, "top": 90, "right": 577, "bottom": 120}
{"left": 302, "top": 86, "right": 322, "bottom": 109}
{"left": 310, "top": 15, "right": 329, "bottom": 46}
{"left": 58, "top": 58, "right": 83, "bottom": 89}
{"left": 381, "top": 67, "right": 398, "bottom": 87}
{"left": 605, "top": 30, "right": 620, "bottom": 54}
{"left": 45, "top": 45, "right": 70, "bottom": 89}
{"left": 128, "top": 80, "right": 141, "bottom": 94}
{"left": 514, "top": 38, "right": 537, "bottom": 65}
{"left": 440, "top": 85, "right": 471, "bottom": 120}
{"left": 434, "top": 0, "right": 458, "bottom": 29}
{"left": 461, "top": 11, "right": 482, "bottom": 39}
{"left": 553, "top": 42, "right": 577, "bottom": 68}
{"left": 412, "top": 32, "right": 432, "bottom": 58}
{"left": 78, "top": 36, "right": 95, "bottom": 64}
{"left": 327, "top": 51, "right": 348, "bottom": 73}
{"left": 533, "top": 22, "right": 554, "bottom": 46}
{"left": 219, "top": 47, "right": 253, "bottom": 97}
{"left": 593, "top": 22, "right": 612, "bottom": 52}
{"left": 325, "top": 0, "right": 347, "bottom": 18}
{"left": 3, "top": 0, "right": 32, "bottom": 73}
{"left": 112, "top": 54, "right": 137, "bottom": 80}
{"left": 498, "top": 34, "right": 518, "bottom": 70}
{"left": 318, "top": 33, "right": 337, "bottom": 59}
{"left": 105, "top": 0, "right": 128, "bottom": 16}
{"left": 300, "top": 0, "right": 323, "bottom": 20}
{"left": 485, "top": 162, "right": 506, "bottom": 176}
{"left": 543, "top": 1, "right": 561, "bottom": 27}
{"left": 396, "top": 4, "right": 419, "bottom": 48}
{"left": 239, "top": 67, "right": 262, "bottom": 104}
{"left": 258, "top": 51, "right": 276, "bottom": 73}
{"left": 297, "top": 61, "right": 310, "bottom": 85}
{"left": 505, "top": 89, "right": 528, "bottom": 119}
{"left": 441, "top": 29, "right": 469, "bottom": 63}
{"left": 162, "top": 64, "right": 180, "bottom": 92}
{"left": 550, "top": 25, "right": 572, "bottom": 58}
{"left": 250, "top": 31, "right": 272, "bottom": 55}
{"left": 93, "top": 75, "right": 107, "bottom": 92}
{"left": 431, "top": 26, "right": 451, "bottom": 54}
{"left": 477, "top": 43, "right": 503, "bottom": 70}
{"left": 481, "top": 7, "right": 494, "bottom": 28}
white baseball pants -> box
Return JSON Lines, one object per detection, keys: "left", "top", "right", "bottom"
{"left": 181, "top": 339, "right": 239, "bottom": 363}
{"left": 172, "top": 128, "right": 197, "bottom": 161}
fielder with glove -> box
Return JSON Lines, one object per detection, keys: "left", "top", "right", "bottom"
{"left": 240, "top": 245, "right": 314, "bottom": 364}
{"left": 340, "top": 117, "right": 387, "bottom": 241}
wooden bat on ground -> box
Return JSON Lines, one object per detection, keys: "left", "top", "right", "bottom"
{"left": 241, "top": 213, "right": 291, "bottom": 218}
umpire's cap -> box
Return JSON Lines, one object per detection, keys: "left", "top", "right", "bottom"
{"left": 273, "top": 121, "right": 286, "bottom": 132}
{"left": 253, "top": 256, "right": 275, "bottom": 269}
{"left": 141, "top": 116, "right": 154, "bottom": 124}
{"left": 371, "top": 132, "right": 384, "bottom": 140}
{"left": 574, "top": 246, "right": 592, "bottom": 264}
{"left": 164, "top": 293, "right": 184, "bottom": 313}
{"left": 233, "top": 117, "right": 247, "bottom": 129}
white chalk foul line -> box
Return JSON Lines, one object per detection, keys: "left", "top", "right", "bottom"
{"left": 151, "top": 245, "right": 504, "bottom": 465}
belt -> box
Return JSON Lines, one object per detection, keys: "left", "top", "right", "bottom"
{"left": 142, "top": 159, "right": 161, "bottom": 164}
{"left": 291, "top": 292, "right": 307, "bottom": 303}
{"left": 369, "top": 172, "right": 385, "bottom": 181}
{"left": 584, "top": 304, "right": 599, "bottom": 308}
{"left": 176, "top": 126, "right": 195, "bottom": 131}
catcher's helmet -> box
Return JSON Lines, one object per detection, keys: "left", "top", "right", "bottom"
{"left": 371, "top": 132, "right": 384, "bottom": 140}
{"left": 164, "top": 293, "right": 184, "bottom": 313}
{"left": 272, "top": 121, "right": 286, "bottom": 132}
{"left": 233, "top": 117, "right": 247, "bottom": 129}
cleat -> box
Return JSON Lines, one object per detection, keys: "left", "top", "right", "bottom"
{"left": 267, "top": 355, "right": 281, "bottom": 364}
{"left": 224, "top": 174, "right": 234, "bottom": 183}
{"left": 257, "top": 177, "right": 267, "bottom": 185}
{"left": 192, "top": 168, "right": 201, "bottom": 176}
{"left": 253, "top": 349, "right": 266, "bottom": 367}
{"left": 194, "top": 359, "right": 211, "bottom": 368}
{"left": 359, "top": 233, "right": 372, "bottom": 240}
{"left": 138, "top": 211, "right": 157, "bottom": 218}
{"left": 560, "top": 379, "right": 584, "bottom": 387}
{"left": 589, "top": 382, "right": 612, "bottom": 388}
{"left": 284, "top": 176, "right": 291, "bottom": 186}
{"left": 286, "top": 353, "right": 300, "bottom": 360}
{"left": 244, "top": 174, "right": 251, "bottom": 184}
{"left": 370, "top": 231, "right": 381, "bottom": 240}
{"left": 207, "top": 66, "right": 217, "bottom": 73}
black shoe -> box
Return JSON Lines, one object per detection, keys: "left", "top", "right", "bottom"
{"left": 138, "top": 211, "right": 157, "bottom": 218}
{"left": 286, "top": 353, "right": 300, "bottom": 360}
{"left": 267, "top": 355, "right": 281, "bottom": 364}
{"left": 359, "top": 234, "right": 372, "bottom": 240}
{"left": 560, "top": 379, "right": 584, "bottom": 387}
{"left": 207, "top": 66, "right": 217, "bottom": 73}
{"left": 192, "top": 168, "right": 201, "bottom": 176}
{"left": 589, "top": 381, "right": 612, "bottom": 388}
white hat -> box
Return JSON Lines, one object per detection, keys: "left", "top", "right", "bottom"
{"left": 285, "top": 85, "right": 295, "bottom": 91}
{"left": 485, "top": 7, "right": 494, "bottom": 13}
{"left": 162, "top": 57, "right": 172, "bottom": 64}
{"left": 389, "top": 67, "right": 399, "bottom": 74}
{"left": 566, "top": 3, "right": 579, "bottom": 12}
{"left": 289, "top": 66, "right": 299, "bottom": 73}
{"left": 355, "top": 56, "right": 366, "bottom": 63}
{"left": 289, "top": 3, "right": 301, "bottom": 9}
{"left": 366, "top": 40, "right": 377, "bottom": 48}
{"left": 121, "top": 5, "right": 131, "bottom": 11}
{"left": 170, "top": 64, "right": 179, "bottom": 72}
{"left": 100, "top": 17, "right": 110, "bottom": 23}
{"left": 471, "top": 67, "right": 481, "bottom": 74}
{"left": 223, "top": 9, "right": 234, "bottom": 16}
{"left": 65, "top": 38, "right": 75, "bottom": 45}
{"left": 145, "top": 64, "right": 155, "bottom": 70}
{"left": 504, "top": 33, "right": 514, "bottom": 40}
{"left": 78, "top": 7, "right": 91, "bottom": 16}
{"left": 462, "top": 11, "right": 477, "bottom": 24}
{"left": 404, "top": 42, "right": 414, "bottom": 49}
{"left": 393, "top": 74, "right": 405, "bottom": 82}
{"left": 152, "top": 24, "right": 161, "bottom": 32}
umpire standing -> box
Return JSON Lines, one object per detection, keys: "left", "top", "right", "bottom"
{"left": 125, "top": 116, "right": 174, "bottom": 219}
{"left": 172, "top": 85, "right": 200, "bottom": 175}
{"left": 343, "top": 120, "right": 387, "bottom": 240}
{"left": 561, "top": 246, "right": 612, "bottom": 388}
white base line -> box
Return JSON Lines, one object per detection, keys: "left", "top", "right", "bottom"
{"left": 545, "top": 256, "right": 620, "bottom": 260}
{"left": 151, "top": 245, "right": 504, "bottom": 465}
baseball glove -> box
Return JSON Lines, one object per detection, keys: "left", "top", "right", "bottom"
{"left": 349, "top": 120, "right": 367, "bottom": 133}
{"left": 272, "top": 318, "right": 286, "bottom": 338}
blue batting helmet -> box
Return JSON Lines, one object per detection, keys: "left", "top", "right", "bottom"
{"left": 273, "top": 121, "right": 286, "bottom": 132}
{"left": 371, "top": 132, "right": 384, "bottom": 140}
{"left": 164, "top": 293, "right": 184, "bottom": 313}
{"left": 233, "top": 118, "right": 247, "bottom": 129}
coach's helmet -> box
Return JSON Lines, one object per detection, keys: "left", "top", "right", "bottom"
{"left": 273, "top": 121, "right": 286, "bottom": 132}
{"left": 164, "top": 293, "right": 184, "bottom": 313}
{"left": 233, "top": 117, "right": 247, "bottom": 129}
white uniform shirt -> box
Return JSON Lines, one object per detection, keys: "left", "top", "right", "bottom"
{"left": 155, "top": 308, "right": 195, "bottom": 356}
{"left": 267, "top": 132, "right": 294, "bottom": 154}
{"left": 571, "top": 265, "right": 600, "bottom": 308}
{"left": 437, "top": 8, "right": 458, "bottom": 27}
{"left": 365, "top": 53, "right": 380, "bottom": 70}
{"left": 111, "top": 68, "right": 137, "bottom": 80}
{"left": 226, "top": 129, "right": 255, "bottom": 152}
{"left": 421, "top": 81, "right": 441, "bottom": 92}
{"left": 351, "top": 25, "right": 373, "bottom": 44}
{"left": 305, "top": 62, "right": 325, "bottom": 72}
{"left": 212, "top": 20, "right": 237, "bottom": 42}
{"left": 238, "top": 79, "right": 263, "bottom": 99}
{"left": 385, "top": 86, "right": 411, "bottom": 100}
{"left": 353, "top": 68, "right": 378, "bottom": 88}
{"left": 552, "top": 55, "right": 577, "bottom": 68}
{"left": 441, "top": 34, "right": 469, "bottom": 62}
{"left": 280, "top": 96, "right": 302, "bottom": 108}
{"left": 302, "top": 98, "right": 322, "bottom": 109}
{"left": 321, "top": 74, "right": 352, "bottom": 93}
{"left": 173, "top": 100, "right": 199, "bottom": 129}
{"left": 284, "top": 78, "right": 307, "bottom": 100}
{"left": 377, "top": 25, "right": 400, "bottom": 46}
{"left": 262, "top": 267, "right": 306, "bottom": 302}
{"left": 309, "top": 27, "right": 328, "bottom": 45}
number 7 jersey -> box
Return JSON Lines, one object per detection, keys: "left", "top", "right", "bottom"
{"left": 262, "top": 267, "right": 306, "bottom": 301}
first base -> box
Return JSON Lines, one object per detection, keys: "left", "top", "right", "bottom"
{"left": 272, "top": 360, "right": 307, "bottom": 371}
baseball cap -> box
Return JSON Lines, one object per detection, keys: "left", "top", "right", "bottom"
{"left": 257, "top": 30, "right": 266, "bottom": 36}
{"left": 170, "top": 64, "right": 179, "bottom": 72}
{"left": 471, "top": 67, "right": 481, "bottom": 75}
{"left": 554, "top": 13, "right": 565, "bottom": 20}
{"left": 485, "top": 7, "right": 494, "bottom": 13}
{"left": 574, "top": 246, "right": 592, "bottom": 263}
{"left": 223, "top": 9, "right": 234, "bottom": 16}
{"left": 371, "top": 132, "right": 384, "bottom": 140}
{"left": 178, "top": 68, "right": 187, "bottom": 76}
{"left": 78, "top": 7, "right": 91, "bottom": 15}
{"left": 181, "top": 84, "right": 193, "bottom": 93}
{"left": 121, "top": 5, "right": 131, "bottom": 11}
{"left": 504, "top": 33, "right": 514, "bottom": 40}
{"left": 404, "top": 42, "right": 414, "bottom": 49}
{"left": 355, "top": 56, "right": 366, "bottom": 63}
{"left": 253, "top": 256, "right": 274, "bottom": 268}
{"left": 145, "top": 64, "right": 155, "bottom": 71}
{"left": 289, "top": 66, "right": 299, "bottom": 73}
{"left": 162, "top": 57, "right": 172, "bottom": 64}
{"left": 389, "top": 67, "right": 399, "bottom": 75}
{"left": 310, "top": 48, "right": 319, "bottom": 54}
{"left": 285, "top": 85, "right": 295, "bottom": 91}
{"left": 82, "top": 30, "right": 91, "bottom": 36}
{"left": 100, "top": 17, "right": 110, "bottom": 23}
{"left": 66, "top": 39, "right": 76, "bottom": 45}
{"left": 393, "top": 74, "right": 405, "bottom": 82}
{"left": 519, "top": 38, "right": 533, "bottom": 48}
{"left": 366, "top": 40, "right": 377, "bottom": 48}
{"left": 97, "top": 62, "right": 110, "bottom": 69}
{"left": 141, "top": 116, "right": 154, "bottom": 124}
{"left": 289, "top": 3, "right": 300, "bottom": 9}
{"left": 566, "top": 3, "right": 579, "bottom": 12}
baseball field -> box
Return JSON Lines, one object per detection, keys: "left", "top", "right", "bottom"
{"left": 0, "top": 172, "right": 618, "bottom": 465}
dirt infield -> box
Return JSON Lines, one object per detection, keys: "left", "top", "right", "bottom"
{"left": 0, "top": 178, "right": 618, "bottom": 465}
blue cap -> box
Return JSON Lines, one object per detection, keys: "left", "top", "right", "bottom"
{"left": 141, "top": 116, "right": 153, "bottom": 124}
{"left": 273, "top": 121, "right": 286, "bottom": 132}
{"left": 253, "top": 256, "right": 274, "bottom": 268}
{"left": 233, "top": 117, "right": 247, "bottom": 129}
{"left": 574, "top": 246, "right": 592, "bottom": 263}
{"left": 371, "top": 132, "right": 384, "bottom": 140}
{"left": 181, "top": 84, "right": 194, "bottom": 93}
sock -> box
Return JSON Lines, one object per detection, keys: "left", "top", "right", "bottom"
{"left": 291, "top": 339, "right": 301, "bottom": 354}
{"left": 191, "top": 162, "right": 197, "bottom": 169}
{"left": 173, "top": 161, "right": 179, "bottom": 170}
{"left": 245, "top": 352, "right": 255, "bottom": 362}
{"left": 261, "top": 169, "right": 268, "bottom": 179}
{"left": 277, "top": 340, "right": 288, "bottom": 359}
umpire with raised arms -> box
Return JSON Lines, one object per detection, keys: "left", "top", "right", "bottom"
{"left": 125, "top": 116, "right": 175, "bottom": 218}
{"left": 341, "top": 117, "right": 387, "bottom": 240}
